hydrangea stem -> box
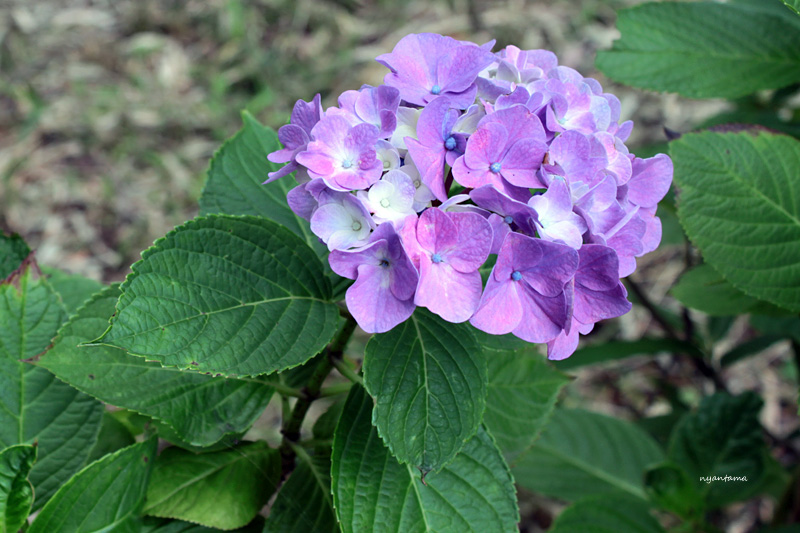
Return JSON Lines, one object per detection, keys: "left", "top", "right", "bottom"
{"left": 278, "top": 315, "right": 358, "bottom": 479}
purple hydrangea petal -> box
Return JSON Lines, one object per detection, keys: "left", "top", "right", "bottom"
{"left": 469, "top": 275, "right": 524, "bottom": 335}
{"left": 446, "top": 211, "right": 493, "bottom": 272}
{"left": 416, "top": 206, "right": 459, "bottom": 256}
{"left": 546, "top": 324, "right": 580, "bottom": 361}
{"left": 470, "top": 185, "right": 539, "bottom": 236}
{"left": 415, "top": 259, "right": 483, "bottom": 323}
{"left": 626, "top": 154, "right": 673, "bottom": 208}
{"left": 346, "top": 263, "right": 417, "bottom": 333}
{"left": 499, "top": 137, "right": 547, "bottom": 188}
{"left": 464, "top": 122, "right": 508, "bottom": 169}
{"left": 511, "top": 287, "right": 568, "bottom": 343}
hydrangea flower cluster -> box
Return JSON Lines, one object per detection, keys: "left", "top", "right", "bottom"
{"left": 266, "top": 33, "right": 672, "bottom": 360}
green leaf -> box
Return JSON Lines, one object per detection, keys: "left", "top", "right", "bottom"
{"left": 720, "top": 335, "right": 787, "bottom": 368}
{"left": 0, "top": 233, "right": 30, "bottom": 280}
{"left": 331, "top": 386, "right": 519, "bottom": 533}
{"left": 0, "top": 261, "right": 104, "bottom": 510}
{"left": 140, "top": 516, "right": 265, "bottom": 532}
{"left": 552, "top": 338, "right": 703, "bottom": 370}
{"left": 671, "top": 264, "right": 771, "bottom": 316}
{"left": 263, "top": 451, "right": 338, "bottom": 533}
{"left": 595, "top": 2, "right": 800, "bottom": 98}
{"left": 41, "top": 267, "right": 103, "bottom": 314}
{"left": 197, "top": 112, "right": 350, "bottom": 300}
{"left": 513, "top": 409, "right": 664, "bottom": 502}
{"left": 363, "top": 309, "right": 487, "bottom": 473}
{"left": 29, "top": 438, "right": 157, "bottom": 533}
{"left": 88, "top": 411, "right": 136, "bottom": 462}
{"left": 144, "top": 442, "right": 280, "bottom": 530}
{"left": 549, "top": 495, "right": 665, "bottom": 533}
{"left": 750, "top": 314, "right": 800, "bottom": 342}
{"left": 94, "top": 214, "right": 340, "bottom": 377}
{"left": 199, "top": 112, "right": 324, "bottom": 258}
{"left": 672, "top": 132, "right": 800, "bottom": 313}
{"left": 38, "top": 285, "right": 275, "bottom": 447}
{"left": 644, "top": 463, "right": 704, "bottom": 520}
{"left": 481, "top": 336, "right": 569, "bottom": 463}
{"left": 0, "top": 445, "right": 37, "bottom": 533}
{"left": 668, "top": 392, "right": 766, "bottom": 508}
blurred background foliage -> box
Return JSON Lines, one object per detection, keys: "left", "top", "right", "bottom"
{"left": 1, "top": 1, "right": 797, "bottom": 531}
{"left": 0, "top": 0, "right": 720, "bottom": 280}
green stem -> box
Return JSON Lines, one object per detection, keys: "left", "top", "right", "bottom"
{"left": 319, "top": 382, "right": 353, "bottom": 397}
{"left": 269, "top": 381, "right": 304, "bottom": 398}
{"left": 278, "top": 316, "right": 358, "bottom": 479}
{"left": 332, "top": 356, "right": 363, "bottom": 385}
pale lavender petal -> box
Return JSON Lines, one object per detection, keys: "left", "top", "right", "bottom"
{"left": 487, "top": 213, "right": 510, "bottom": 254}
{"left": 452, "top": 154, "right": 495, "bottom": 189}
{"left": 478, "top": 105, "right": 546, "bottom": 144}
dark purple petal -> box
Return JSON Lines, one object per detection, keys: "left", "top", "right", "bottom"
{"left": 512, "top": 286, "right": 568, "bottom": 343}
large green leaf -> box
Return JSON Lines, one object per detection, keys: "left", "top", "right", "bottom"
{"left": 93, "top": 215, "right": 340, "bottom": 377}
{"left": 42, "top": 267, "right": 104, "bottom": 314}
{"left": 262, "top": 451, "right": 338, "bottom": 533}
{"left": 480, "top": 334, "right": 569, "bottom": 463}
{"left": 0, "top": 233, "right": 30, "bottom": 280}
{"left": 668, "top": 392, "right": 766, "bottom": 508}
{"left": 331, "top": 386, "right": 519, "bottom": 533}
{"left": 144, "top": 442, "right": 280, "bottom": 530}
{"left": 513, "top": 409, "right": 664, "bottom": 502}
{"left": 0, "top": 445, "right": 36, "bottom": 533}
{"left": 88, "top": 411, "right": 136, "bottom": 462}
{"left": 29, "top": 438, "right": 157, "bottom": 533}
{"left": 199, "top": 112, "right": 324, "bottom": 257}
{"left": 672, "top": 132, "right": 800, "bottom": 313}
{"left": 198, "top": 112, "right": 350, "bottom": 300}
{"left": 0, "top": 262, "right": 103, "bottom": 509}
{"left": 38, "top": 285, "right": 275, "bottom": 446}
{"left": 671, "top": 264, "right": 779, "bottom": 316}
{"left": 643, "top": 463, "right": 704, "bottom": 521}
{"left": 596, "top": 2, "right": 800, "bottom": 98}
{"left": 363, "top": 309, "right": 487, "bottom": 473}
{"left": 549, "top": 495, "right": 665, "bottom": 533}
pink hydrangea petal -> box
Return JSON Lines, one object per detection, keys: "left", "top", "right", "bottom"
{"left": 405, "top": 137, "right": 448, "bottom": 202}
{"left": 415, "top": 259, "right": 483, "bottom": 323}
{"left": 464, "top": 122, "right": 508, "bottom": 169}
{"left": 446, "top": 211, "right": 492, "bottom": 272}
{"left": 416, "top": 207, "right": 458, "bottom": 255}
{"left": 546, "top": 323, "right": 580, "bottom": 361}
{"left": 469, "top": 275, "right": 522, "bottom": 334}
